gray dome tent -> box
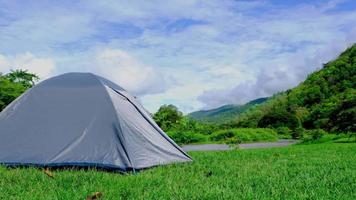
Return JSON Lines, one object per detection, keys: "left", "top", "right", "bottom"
{"left": 0, "top": 72, "right": 191, "bottom": 171}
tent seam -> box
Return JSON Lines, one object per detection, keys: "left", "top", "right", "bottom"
{"left": 89, "top": 73, "right": 135, "bottom": 169}
{"left": 104, "top": 86, "right": 192, "bottom": 160}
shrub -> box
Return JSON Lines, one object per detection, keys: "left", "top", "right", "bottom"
{"left": 308, "top": 129, "right": 327, "bottom": 140}
{"left": 167, "top": 131, "right": 207, "bottom": 145}
{"left": 275, "top": 127, "right": 292, "bottom": 136}
{"left": 175, "top": 117, "right": 217, "bottom": 135}
{"left": 251, "top": 128, "right": 278, "bottom": 141}
{"left": 292, "top": 127, "right": 305, "bottom": 139}
{"left": 226, "top": 137, "right": 241, "bottom": 145}
{"left": 209, "top": 130, "right": 235, "bottom": 141}
{"left": 349, "top": 132, "right": 356, "bottom": 139}
{"left": 210, "top": 128, "right": 278, "bottom": 143}
{"left": 301, "top": 129, "right": 329, "bottom": 144}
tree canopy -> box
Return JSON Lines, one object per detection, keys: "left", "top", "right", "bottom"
{"left": 0, "top": 70, "right": 39, "bottom": 111}
{"left": 153, "top": 104, "right": 183, "bottom": 131}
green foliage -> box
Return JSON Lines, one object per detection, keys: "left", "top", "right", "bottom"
{"left": 4, "top": 69, "right": 39, "bottom": 88}
{"left": 329, "top": 89, "right": 356, "bottom": 132}
{"left": 308, "top": 129, "right": 327, "bottom": 140}
{"left": 209, "top": 129, "right": 235, "bottom": 141}
{"left": 154, "top": 105, "right": 281, "bottom": 145}
{"left": 153, "top": 104, "right": 183, "bottom": 131}
{"left": 258, "top": 108, "right": 299, "bottom": 129}
{"left": 300, "top": 133, "right": 355, "bottom": 144}
{"left": 1, "top": 143, "right": 356, "bottom": 199}
{"left": 166, "top": 130, "right": 207, "bottom": 145}
{"left": 210, "top": 128, "right": 278, "bottom": 143}
{"left": 0, "top": 70, "right": 39, "bottom": 111}
{"left": 225, "top": 137, "right": 241, "bottom": 144}
{"left": 275, "top": 127, "right": 292, "bottom": 136}
{"left": 292, "top": 127, "right": 304, "bottom": 139}
{"left": 174, "top": 117, "right": 216, "bottom": 135}
{"left": 153, "top": 105, "right": 219, "bottom": 144}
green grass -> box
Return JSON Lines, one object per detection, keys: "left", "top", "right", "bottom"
{"left": 1, "top": 143, "right": 356, "bottom": 199}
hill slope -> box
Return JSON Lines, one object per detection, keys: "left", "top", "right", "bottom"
{"left": 188, "top": 97, "right": 267, "bottom": 123}
{"left": 235, "top": 44, "right": 356, "bottom": 133}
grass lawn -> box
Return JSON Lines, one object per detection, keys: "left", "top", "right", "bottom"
{"left": 1, "top": 143, "right": 356, "bottom": 199}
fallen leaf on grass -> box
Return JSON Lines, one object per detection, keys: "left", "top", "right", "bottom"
{"left": 43, "top": 168, "right": 54, "bottom": 178}
{"left": 86, "top": 192, "right": 103, "bottom": 200}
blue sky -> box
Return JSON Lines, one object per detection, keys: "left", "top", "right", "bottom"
{"left": 0, "top": 0, "right": 355, "bottom": 113}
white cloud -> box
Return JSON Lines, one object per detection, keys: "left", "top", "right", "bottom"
{"left": 93, "top": 48, "right": 172, "bottom": 96}
{"left": 142, "top": 83, "right": 207, "bottom": 113}
{"left": 0, "top": 55, "right": 10, "bottom": 70}
{"left": 0, "top": 0, "right": 355, "bottom": 113}
{"left": 198, "top": 41, "right": 354, "bottom": 108}
{"left": 0, "top": 53, "right": 55, "bottom": 79}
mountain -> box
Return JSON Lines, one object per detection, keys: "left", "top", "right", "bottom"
{"left": 189, "top": 44, "right": 355, "bottom": 133}
{"left": 187, "top": 97, "right": 268, "bottom": 123}
{"left": 235, "top": 44, "right": 356, "bottom": 133}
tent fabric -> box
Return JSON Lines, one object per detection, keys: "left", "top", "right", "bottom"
{"left": 0, "top": 72, "right": 191, "bottom": 171}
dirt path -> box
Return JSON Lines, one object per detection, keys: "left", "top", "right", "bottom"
{"left": 182, "top": 139, "right": 298, "bottom": 152}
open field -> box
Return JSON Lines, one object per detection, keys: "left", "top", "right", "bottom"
{"left": 1, "top": 143, "right": 356, "bottom": 200}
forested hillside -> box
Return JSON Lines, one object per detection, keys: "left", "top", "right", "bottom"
{"left": 188, "top": 98, "right": 267, "bottom": 123}
{"left": 234, "top": 44, "right": 356, "bottom": 133}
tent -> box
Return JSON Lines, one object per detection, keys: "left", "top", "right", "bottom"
{"left": 0, "top": 72, "right": 191, "bottom": 171}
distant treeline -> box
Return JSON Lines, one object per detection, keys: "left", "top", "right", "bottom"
{"left": 153, "top": 104, "right": 279, "bottom": 144}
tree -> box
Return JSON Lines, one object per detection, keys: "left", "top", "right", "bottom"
{"left": 329, "top": 89, "right": 356, "bottom": 132}
{"left": 153, "top": 104, "right": 183, "bottom": 131}
{"left": 257, "top": 108, "right": 299, "bottom": 129}
{"left": 4, "top": 69, "right": 39, "bottom": 88}
{"left": 0, "top": 70, "right": 39, "bottom": 111}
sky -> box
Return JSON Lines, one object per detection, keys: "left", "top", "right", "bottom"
{"left": 0, "top": 0, "right": 355, "bottom": 113}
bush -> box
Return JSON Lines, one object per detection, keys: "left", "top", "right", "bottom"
{"left": 175, "top": 117, "right": 216, "bottom": 135}
{"left": 292, "top": 127, "right": 304, "bottom": 139}
{"left": 275, "top": 127, "right": 292, "bottom": 136}
{"left": 308, "top": 129, "right": 327, "bottom": 140}
{"left": 226, "top": 137, "right": 242, "bottom": 145}
{"left": 209, "top": 130, "right": 235, "bottom": 141}
{"left": 301, "top": 129, "right": 330, "bottom": 144}
{"left": 210, "top": 128, "right": 278, "bottom": 143}
{"left": 167, "top": 131, "right": 207, "bottom": 145}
